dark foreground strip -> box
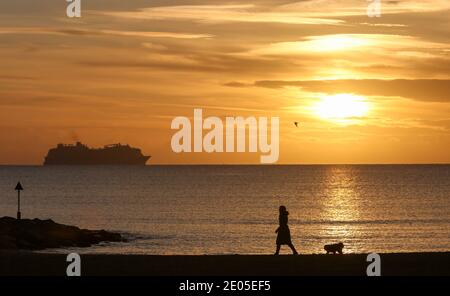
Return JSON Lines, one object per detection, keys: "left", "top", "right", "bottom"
{"left": 0, "top": 276, "right": 447, "bottom": 295}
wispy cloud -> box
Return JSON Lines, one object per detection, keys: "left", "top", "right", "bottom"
{"left": 226, "top": 79, "right": 450, "bottom": 102}
{"left": 99, "top": 4, "right": 344, "bottom": 25}
{"left": 0, "top": 27, "right": 212, "bottom": 39}
{"left": 0, "top": 75, "right": 35, "bottom": 80}
{"left": 248, "top": 34, "right": 449, "bottom": 56}
{"left": 278, "top": 0, "right": 450, "bottom": 17}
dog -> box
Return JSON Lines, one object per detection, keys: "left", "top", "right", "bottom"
{"left": 324, "top": 242, "right": 344, "bottom": 254}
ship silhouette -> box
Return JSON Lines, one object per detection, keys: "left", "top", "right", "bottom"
{"left": 44, "top": 142, "right": 150, "bottom": 165}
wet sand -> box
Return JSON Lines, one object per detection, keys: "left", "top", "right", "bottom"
{"left": 1, "top": 252, "right": 449, "bottom": 276}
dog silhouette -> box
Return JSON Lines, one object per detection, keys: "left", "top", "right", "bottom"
{"left": 324, "top": 242, "right": 344, "bottom": 254}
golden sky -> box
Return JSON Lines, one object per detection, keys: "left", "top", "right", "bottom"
{"left": 0, "top": 0, "right": 449, "bottom": 164}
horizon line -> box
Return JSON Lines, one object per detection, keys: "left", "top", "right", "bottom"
{"left": 0, "top": 163, "right": 449, "bottom": 167}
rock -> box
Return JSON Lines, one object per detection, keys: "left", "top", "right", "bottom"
{"left": 0, "top": 216, "right": 126, "bottom": 250}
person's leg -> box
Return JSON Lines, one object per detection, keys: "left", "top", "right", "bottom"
{"left": 288, "top": 243, "right": 298, "bottom": 255}
{"left": 274, "top": 244, "right": 281, "bottom": 255}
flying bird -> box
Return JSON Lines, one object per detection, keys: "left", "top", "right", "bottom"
{"left": 294, "top": 122, "right": 300, "bottom": 127}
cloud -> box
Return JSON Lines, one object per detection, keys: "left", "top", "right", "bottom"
{"left": 225, "top": 79, "right": 450, "bottom": 102}
{"left": 358, "top": 22, "right": 408, "bottom": 28}
{"left": 0, "top": 27, "right": 212, "bottom": 39}
{"left": 0, "top": 75, "right": 35, "bottom": 80}
{"left": 76, "top": 45, "right": 298, "bottom": 74}
{"left": 99, "top": 4, "right": 344, "bottom": 25}
{"left": 223, "top": 81, "right": 249, "bottom": 88}
{"left": 248, "top": 34, "right": 448, "bottom": 56}
{"left": 278, "top": 0, "right": 450, "bottom": 17}
{"left": 78, "top": 54, "right": 294, "bottom": 74}
{"left": 79, "top": 59, "right": 226, "bottom": 73}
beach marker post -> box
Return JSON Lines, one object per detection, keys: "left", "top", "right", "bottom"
{"left": 15, "top": 182, "right": 23, "bottom": 220}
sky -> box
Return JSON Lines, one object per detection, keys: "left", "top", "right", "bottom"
{"left": 0, "top": 0, "right": 449, "bottom": 164}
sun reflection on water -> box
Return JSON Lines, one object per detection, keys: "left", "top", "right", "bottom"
{"left": 318, "top": 166, "right": 363, "bottom": 250}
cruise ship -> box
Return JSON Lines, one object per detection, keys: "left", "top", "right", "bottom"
{"left": 44, "top": 142, "right": 150, "bottom": 165}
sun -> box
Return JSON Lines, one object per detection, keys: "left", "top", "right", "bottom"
{"left": 313, "top": 94, "right": 370, "bottom": 121}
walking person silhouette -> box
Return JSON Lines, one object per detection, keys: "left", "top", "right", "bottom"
{"left": 275, "top": 206, "right": 298, "bottom": 255}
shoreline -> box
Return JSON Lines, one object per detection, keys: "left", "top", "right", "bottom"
{"left": 1, "top": 252, "right": 449, "bottom": 276}
{"left": 1, "top": 164, "right": 450, "bottom": 167}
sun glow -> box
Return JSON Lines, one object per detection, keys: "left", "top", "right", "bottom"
{"left": 303, "top": 35, "right": 372, "bottom": 52}
{"left": 314, "top": 94, "right": 370, "bottom": 121}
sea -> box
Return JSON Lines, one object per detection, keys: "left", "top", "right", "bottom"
{"left": 0, "top": 165, "right": 449, "bottom": 255}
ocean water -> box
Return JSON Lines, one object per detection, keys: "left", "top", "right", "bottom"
{"left": 0, "top": 165, "right": 449, "bottom": 255}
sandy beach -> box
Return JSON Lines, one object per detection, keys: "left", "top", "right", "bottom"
{"left": 1, "top": 252, "right": 449, "bottom": 276}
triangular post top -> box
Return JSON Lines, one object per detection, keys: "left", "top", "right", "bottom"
{"left": 15, "top": 182, "right": 23, "bottom": 191}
